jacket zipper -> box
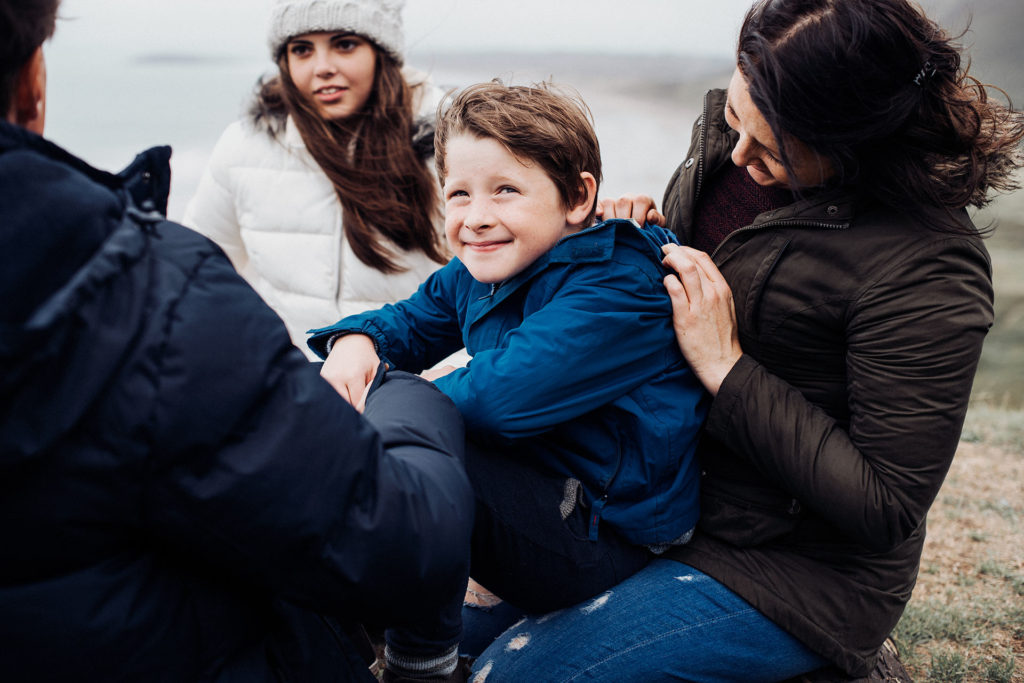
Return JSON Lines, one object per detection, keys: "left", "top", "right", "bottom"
{"left": 588, "top": 437, "right": 624, "bottom": 541}
{"left": 693, "top": 91, "right": 711, "bottom": 207}
{"left": 476, "top": 282, "right": 499, "bottom": 301}
{"left": 334, "top": 215, "right": 345, "bottom": 305}
{"left": 711, "top": 218, "right": 847, "bottom": 260}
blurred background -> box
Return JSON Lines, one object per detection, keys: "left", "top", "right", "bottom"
{"left": 42, "top": 0, "right": 1023, "bottom": 406}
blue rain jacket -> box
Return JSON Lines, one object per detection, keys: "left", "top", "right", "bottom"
{"left": 310, "top": 220, "right": 708, "bottom": 545}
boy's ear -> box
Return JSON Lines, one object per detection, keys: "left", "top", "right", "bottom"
{"left": 12, "top": 46, "right": 47, "bottom": 134}
{"left": 566, "top": 172, "right": 598, "bottom": 228}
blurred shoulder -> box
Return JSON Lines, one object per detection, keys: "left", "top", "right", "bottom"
{"left": 404, "top": 66, "right": 446, "bottom": 119}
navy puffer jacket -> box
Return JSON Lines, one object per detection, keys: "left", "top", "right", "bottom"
{"left": 0, "top": 120, "right": 473, "bottom": 682}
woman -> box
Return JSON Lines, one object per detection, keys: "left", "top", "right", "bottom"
{"left": 470, "top": 0, "right": 1024, "bottom": 679}
{"left": 184, "top": 0, "right": 447, "bottom": 358}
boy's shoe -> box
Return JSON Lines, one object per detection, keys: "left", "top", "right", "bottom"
{"left": 380, "top": 656, "right": 474, "bottom": 683}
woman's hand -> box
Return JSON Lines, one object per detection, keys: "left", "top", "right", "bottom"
{"left": 595, "top": 194, "right": 666, "bottom": 226}
{"left": 661, "top": 244, "right": 742, "bottom": 396}
{"left": 320, "top": 334, "right": 380, "bottom": 411}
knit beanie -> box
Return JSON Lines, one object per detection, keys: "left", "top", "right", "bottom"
{"left": 267, "top": 0, "right": 405, "bottom": 64}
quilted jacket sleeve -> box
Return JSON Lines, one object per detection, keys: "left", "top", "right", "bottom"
{"left": 144, "top": 229, "right": 472, "bottom": 625}
{"left": 706, "top": 235, "right": 993, "bottom": 551}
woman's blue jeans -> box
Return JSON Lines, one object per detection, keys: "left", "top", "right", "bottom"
{"left": 468, "top": 560, "right": 827, "bottom": 682}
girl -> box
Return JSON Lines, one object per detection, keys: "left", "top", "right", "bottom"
{"left": 185, "top": 0, "right": 447, "bottom": 358}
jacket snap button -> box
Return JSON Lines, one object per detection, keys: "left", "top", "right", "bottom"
{"left": 826, "top": 205, "right": 839, "bottom": 216}
{"left": 684, "top": 158, "right": 695, "bottom": 169}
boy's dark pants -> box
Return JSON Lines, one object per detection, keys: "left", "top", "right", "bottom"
{"left": 464, "top": 438, "right": 650, "bottom": 615}
{"left": 388, "top": 436, "right": 650, "bottom": 659}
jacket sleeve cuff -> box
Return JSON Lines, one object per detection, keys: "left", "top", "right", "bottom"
{"left": 306, "top": 321, "right": 390, "bottom": 361}
{"left": 704, "top": 353, "right": 759, "bottom": 439}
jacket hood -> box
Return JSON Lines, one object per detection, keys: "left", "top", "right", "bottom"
{"left": 0, "top": 122, "right": 171, "bottom": 464}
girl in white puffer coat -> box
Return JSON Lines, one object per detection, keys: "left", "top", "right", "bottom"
{"left": 185, "top": 0, "right": 448, "bottom": 359}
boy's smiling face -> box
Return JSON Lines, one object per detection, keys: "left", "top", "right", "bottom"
{"left": 443, "top": 133, "right": 593, "bottom": 284}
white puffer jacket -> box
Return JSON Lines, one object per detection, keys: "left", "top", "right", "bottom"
{"left": 183, "top": 71, "right": 447, "bottom": 359}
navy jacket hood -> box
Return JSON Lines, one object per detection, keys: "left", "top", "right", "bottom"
{"left": 0, "top": 120, "right": 171, "bottom": 464}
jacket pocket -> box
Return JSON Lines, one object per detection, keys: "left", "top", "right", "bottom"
{"left": 740, "top": 234, "right": 789, "bottom": 337}
{"left": 698, "top": 475, "right": 803, "bottom": 547}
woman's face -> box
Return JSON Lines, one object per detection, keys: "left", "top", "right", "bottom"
{"left": 286, "top": 32, "right": 376, "bottom": 121}
{"left": 724, "top": 68, "right": 832, "bottom": 189}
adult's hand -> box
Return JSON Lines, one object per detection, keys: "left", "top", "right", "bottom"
{"left": 320, "top": 334, "right": 380, "bottom": 411}
{"left": 595, "top": 194, "right": 666, "bottom": 226}
{"left": 661, "top": 244, "right": 742, "bottom": 396}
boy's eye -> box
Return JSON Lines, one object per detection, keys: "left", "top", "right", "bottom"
{"left": 446, "top": 189, "right": 468, "bottom": 200}
{"left": 497, "top": 186, "right": 519, "bottom": 194}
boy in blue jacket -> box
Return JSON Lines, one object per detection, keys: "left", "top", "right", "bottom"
{"left": 310, "top": 81, "right": 708, "bottom": 670}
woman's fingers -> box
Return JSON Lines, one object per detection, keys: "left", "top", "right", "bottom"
{"left": 595, "top": 194, "right": 660, "bottom": 223}
{"left": 661, "top": 244, "right": 705, "bottom": 302}
{"left": 646, "top": 207, "right": 667, "bottom": 227}
{"left": 660, "top": 244, "right": 742, "bottom": 396}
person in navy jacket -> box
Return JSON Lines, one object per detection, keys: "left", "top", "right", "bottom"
{"left": 311, "top": 82, "right": 709, "bottom": 663}
{"left": 0, "top": 2, "right": 473, "bottom": 681}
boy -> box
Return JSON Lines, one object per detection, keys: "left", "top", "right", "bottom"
{"left": 311, "top": 81, "right": 707, "bottom": 675}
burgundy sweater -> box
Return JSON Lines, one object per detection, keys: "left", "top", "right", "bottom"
{"left": 691, "top": 163, "right": 794, "bottom": 253}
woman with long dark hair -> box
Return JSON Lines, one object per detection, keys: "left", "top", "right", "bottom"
{"left": 466, "top": 0, "right": 1024, "bottom": 679}
{"left": 185, "top": 0, "right": 447, "bottom": 358}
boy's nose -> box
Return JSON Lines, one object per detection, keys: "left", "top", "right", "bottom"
{"left": 463, "top": 202, "right": 493, "bottom": 231}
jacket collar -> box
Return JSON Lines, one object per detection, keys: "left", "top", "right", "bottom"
{"left": 467, "top": 219, "right": 675, "bottom": 318}
{"left": 691, "top": 91, "right": 855, "bottom": 254}
{"left": 1, "top": 119, "right": 119, "bottom": 189}
{"left": 749, "top": 189, "right": 854, "bottom": 228}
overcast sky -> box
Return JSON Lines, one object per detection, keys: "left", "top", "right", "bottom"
{"left": 40, "top": 0, "right": 1009, "bottom": 220}
{"left": 49, "top": 0, "right": 757, "bottom": 62}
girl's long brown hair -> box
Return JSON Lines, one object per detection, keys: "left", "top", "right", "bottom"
{"left": 257, "top": 45, "right": 446, "bottom": 272}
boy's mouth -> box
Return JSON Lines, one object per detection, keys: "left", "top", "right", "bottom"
{"left": 464, "top": 240, "right": 510, "bottom": 251}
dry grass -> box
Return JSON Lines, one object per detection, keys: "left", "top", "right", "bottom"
{"left": 893, "top": 406, "right": 1024, "bottom": 682}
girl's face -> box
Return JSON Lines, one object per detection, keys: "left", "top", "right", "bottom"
{"left": 725, "top": 68, "right": 833, "bottom": 189}
{"left": 286, "top": 32, "right": 376, "bottom": 121}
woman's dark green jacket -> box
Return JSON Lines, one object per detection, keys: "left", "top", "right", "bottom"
{"left": 663, "top": 89, "right": 994, "bottom": 676}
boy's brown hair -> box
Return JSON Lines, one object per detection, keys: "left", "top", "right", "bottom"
{"left": 435, "top": 80, "right": 603, "bottom": 224}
